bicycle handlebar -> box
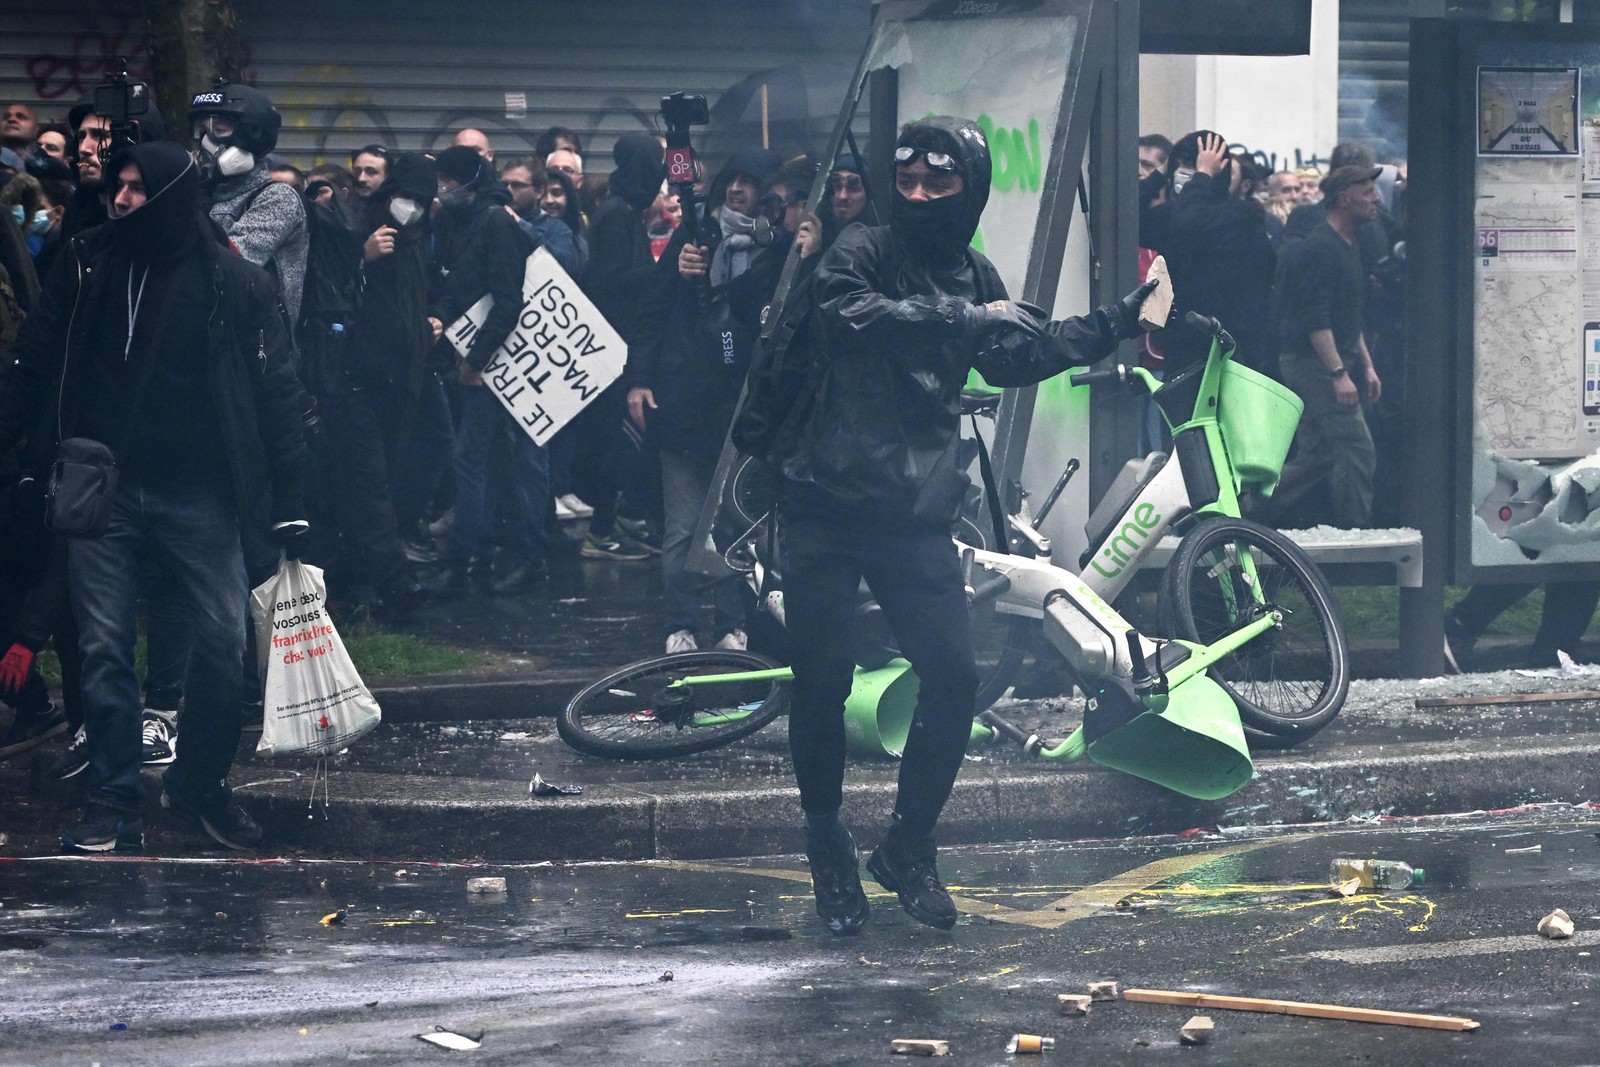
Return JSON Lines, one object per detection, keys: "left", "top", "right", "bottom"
{"left": 1183, "top": 310, "right": 1237, "bottom": 352}
{"left": 1069, "top": 363, "right": 1129, "bottom": 389}
{"left": 967, "top": 572, "right": 1012, "bottom": 608}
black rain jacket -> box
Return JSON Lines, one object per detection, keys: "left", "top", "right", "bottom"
{"left": 0, "top": 225, "right": 309, "bottom": 528}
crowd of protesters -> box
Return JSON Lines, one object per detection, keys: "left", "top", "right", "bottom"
{"left": 0, "top": 82, "right": 903, "bottom": 854}
{"left": 1133, "top": 128, "right": 1408, "bottom": 532}
{"left": 1, "top": 76, "right": 1576, "bottom": 858}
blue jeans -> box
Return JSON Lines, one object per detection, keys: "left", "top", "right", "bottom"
{"left": 660, "top": 449, "right": 745, "bottom": 637}
{"left": 68, "top": 478, "right": 248, "bottom": 812}
{"left": 446, "top": 385, "right": 549, "bottom": 570}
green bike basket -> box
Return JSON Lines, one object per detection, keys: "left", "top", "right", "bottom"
{"left": 1217, "top": 362, "right": 1302, "bottom": 495}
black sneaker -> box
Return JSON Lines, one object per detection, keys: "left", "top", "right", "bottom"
{"left": 0, "top": 702, "right": 68, "bottom": 759}
{"left": 580, "top": 534, "right": 650, "bottom": 562}
{"left": 402, "top": 535, "right": 441, "bottom": 564}
{"left": 491, "top": 559, "right": 549, "bottom": 594}
{"left": 47, "top": 726, "right": 90, "bottom": 780}
{"left": 141, "top": 713, "right": 177, "bottom": 766}
{"left": 161, "top": 784, "right": 265, "bottom": 850}
{"left": 806, "top": 825, "right": 870, "bottom": 936}
{"left": 61, "top": 803, "right": 144, "bottom": 853}
{"left": 1443, "top": 613, "right": 1477, "bottom": 675}
{"left": 866, "top": 842, "right": 959, "bottom": 930}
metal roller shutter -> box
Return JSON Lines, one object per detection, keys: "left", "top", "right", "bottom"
{"left": 4, "top": 0, "right": 873, "bottom": 171}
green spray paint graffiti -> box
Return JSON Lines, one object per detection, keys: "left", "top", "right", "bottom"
{"left": 978, "top": 114, "right": 1043, "bottom": 194}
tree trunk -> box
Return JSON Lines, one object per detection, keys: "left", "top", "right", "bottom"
{"left": 143, "top": 0, "right": 247, "bottom": 143}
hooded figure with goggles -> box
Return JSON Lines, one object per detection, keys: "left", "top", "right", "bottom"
{"left": 774, "top": 116, "right": 1158, "bottom": 937}
{"left": 189, "top": 80, "right": 309, "bottom": 326}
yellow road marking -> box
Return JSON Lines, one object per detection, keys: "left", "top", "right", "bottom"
{"left": 643, "top": 836, "right": 1313, "bottom": 930}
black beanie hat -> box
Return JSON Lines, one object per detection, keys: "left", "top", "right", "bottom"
{"left": 385, "top": 152, "right": 439, "bottom": 202}
{"left": 434, "top": 145, "right": 487, "bottom": 189}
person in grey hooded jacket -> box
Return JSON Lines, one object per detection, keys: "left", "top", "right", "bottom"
{"left": 189, "top": 81, "right": 308, "bottom": 324}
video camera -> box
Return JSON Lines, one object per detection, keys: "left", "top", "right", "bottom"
{"left": 660, "top": 92, "right": 710, "bottom": 246}
{"left": 91, "top": 59, "right": 153, "bottom": 165}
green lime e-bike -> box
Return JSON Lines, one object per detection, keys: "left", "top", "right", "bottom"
{"left": 558, "top": 313, "right": 1349, "bottom": 801}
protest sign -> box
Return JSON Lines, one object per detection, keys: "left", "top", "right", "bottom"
{"left": 446, "top": 246, "right": 627, "bottom": 445}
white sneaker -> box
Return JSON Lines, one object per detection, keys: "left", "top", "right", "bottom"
{"left": 554, "top": 497, "right": 578, "bottom": 522}
{"left": 665, "top": 629, "right": 698, "bottom": 654}
{"left": 715, "top": 629, "right": 748, "bottom": 651}
{"left": 557, "top": 494, "right": 594, "bottom": 520}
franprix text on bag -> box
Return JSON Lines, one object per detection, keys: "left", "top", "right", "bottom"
{"left": 250, "top": 559, "right": 381, "bottom": 758}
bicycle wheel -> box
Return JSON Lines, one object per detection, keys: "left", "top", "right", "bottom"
{"left": 1160, "top": 516, "right": 1349, "bottom": 740}
{"left": 971, "top": 605, "right": 1032, "bottom": 712}
{"left": 559, "top": 650, "right": 789, "bottom": 760}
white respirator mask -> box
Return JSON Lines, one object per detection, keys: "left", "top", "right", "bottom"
{"left": 389, "top": 197, "right": 424, "bottom": 227}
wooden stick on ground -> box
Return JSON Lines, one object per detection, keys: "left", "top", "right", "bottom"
{"left": 1121, "top": 989, "right": 1480, "bottom": 1032}
{"left": 1415, "top": 689, "right": 1600, "bottom": 709}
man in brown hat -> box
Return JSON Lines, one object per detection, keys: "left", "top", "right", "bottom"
{"left": 1267, "top": 163, "right": 1383, "bottom": 528}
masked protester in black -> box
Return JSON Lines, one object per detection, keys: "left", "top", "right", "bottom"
{"left": 567, "top": 133, "right": 666, "bottom": 558}
{"left": 0, "top": 141, "right": 309, "bottom": 853}
{"left": 774, "top": 117, "right": 1157, "bottom": 935}
{"left": 322, "top": 152, "right": 440, "bottom": 614}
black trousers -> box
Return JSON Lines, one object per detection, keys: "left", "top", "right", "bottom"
{"left": 1454, "top": 581, "right": 1600, "bottom": 655}
{"left": 783, "top": 491, "right": 978, "bottom": 841}
{"left": 326, "top": 381, "right": 411, "bottom": 595}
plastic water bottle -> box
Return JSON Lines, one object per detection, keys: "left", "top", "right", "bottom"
{"left": 1329, "top": 857, "right": 1425, "bottom": 891}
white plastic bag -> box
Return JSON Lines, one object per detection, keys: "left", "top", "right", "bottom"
{"left": 250, "top": 559, "right": 381, "bottom": 757}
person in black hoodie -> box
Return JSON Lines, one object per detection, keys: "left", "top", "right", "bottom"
{"left": 326, "top": 152, "right": 439, "bottom": 612}
{"left": 430, "top": 145, "right": 553, "bottom": 595}
{"left": 1139, "top": 131, "right": 1275, "bottom": 378}
{"left": 629, "top": 146, "right": 780, "bottom": 654}
{"left": 570, "top": 133, "right": 665, "bottom": 561}
{"left": 773, "top": 117, "right": 1156, "bottom": 935}
{"left": 0, "top": 141, "right": 309, "bottom": 853}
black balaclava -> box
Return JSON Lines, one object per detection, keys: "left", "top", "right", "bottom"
{"left": 609, "top": 133, "right": 667, "bottom": 213}
{"left": 890, "top": 116, "right": 991, "bottom": 269}
{"left": 105, "top": 141, "right": 202, "bottom": 263}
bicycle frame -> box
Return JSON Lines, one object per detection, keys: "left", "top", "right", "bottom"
{"left": 1074, "top": 330, "right": 1252, "bottom": 604}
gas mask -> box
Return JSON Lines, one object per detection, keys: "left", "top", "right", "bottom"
{"left": 389, "top": 197, "right": 424, "bottom": 227}
{"left": 197, "top": 132, "right": 255, "bottom": 178}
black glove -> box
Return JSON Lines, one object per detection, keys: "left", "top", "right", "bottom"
{"left": 272, "top": 520, "right": 311, "bottom": 561}
{"left": 966, "top": 299, "right": 1046, "bottom": 339}
{"left": 1101, "top": 278, "right": 1159, "bottom": 341}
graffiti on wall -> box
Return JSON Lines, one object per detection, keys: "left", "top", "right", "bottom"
{"left": 25, "top": 15, "right": 151, "bottom": 102}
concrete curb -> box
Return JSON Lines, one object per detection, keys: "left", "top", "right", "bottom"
{"left": 235, "top": 734, "right": 1600, "bottom": 862}
{"left": 371, "top": 670, "right": 593, "bottom": 723}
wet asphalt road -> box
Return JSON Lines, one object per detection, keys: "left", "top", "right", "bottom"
{"left": 4, "top": 812, "right": 1600, "bottom": 1065}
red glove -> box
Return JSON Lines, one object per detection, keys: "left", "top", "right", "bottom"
{"left": 0, "top": 643, "right": 33, "bottom": 697}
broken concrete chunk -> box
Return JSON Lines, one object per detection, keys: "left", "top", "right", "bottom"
{"left": 1057, "top": 994, "right": 1093, "bottom": 1015}
{"left": 1089, "top": 980, "right": 1121, "bottom": 1001}
{"left": 1538, "top": 908, "right": 1575, "bottom": 939}
{"left": 466, "top": 877, "right": 507, "bottom": 894}
{"left": 1179, "top": 1015, "right": 1214, "bottom": 1045}
{"left": 1138, "top": 256, "right": 1174, "bottom": 331}
{"left": 890, "top": 1038, "right": 950, "bottom": 1056}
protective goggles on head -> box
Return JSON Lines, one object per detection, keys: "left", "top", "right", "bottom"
{"left": 893, "top": 146, "right": 957, "bottom": 172}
